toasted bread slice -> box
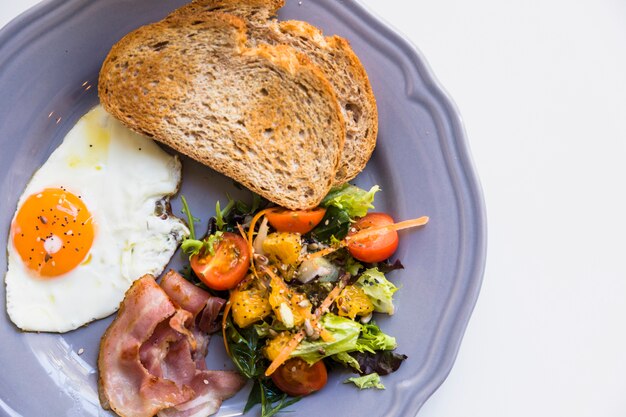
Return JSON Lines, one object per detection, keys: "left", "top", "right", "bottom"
{"left": 99, "top": 12, "right": 344, "bottom": 209}
{"left": 173, "top": 0, "right": 378, "bottom": 185}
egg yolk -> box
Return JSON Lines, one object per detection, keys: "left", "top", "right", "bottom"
{"left": 11, "top": 188, "right": 95, "bottom": 278}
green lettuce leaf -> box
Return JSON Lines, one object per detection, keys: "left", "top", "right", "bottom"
{"left": 357, "top": 322, "right": 397, "bottom": 353}
{"left": 344, "top": 373, "right": 385, "bottom": 390}
{"left": 320, "top": 184, "right": 380, "bottom": 218}
{"left": 292, "top": 314, "right": 361, "bottom": 363}
{"left": 356, "top": 268, "right": 398, "bottom": 315}
{"left": 345, "top": 255, "right": 363, "bottom": 276}
{"left": 331, "top": 352, "right": 361, "bottom": 372}
{"left": 292, "top": 314, "right": 396, "bottom": 364}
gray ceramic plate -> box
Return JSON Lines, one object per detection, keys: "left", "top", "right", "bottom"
{"left": 0, "top": 1, "right": 486, "bottom": 416}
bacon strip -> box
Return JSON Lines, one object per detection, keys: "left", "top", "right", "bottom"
{"left": 198, "top": 297, "right": 226, "bottom": 334}
{"left": 98, "top": 275, "right": 193, "bottom": 417}
{"left": 161, "top": 270, "right": 212, "bottom": 317}
{"left": 158, "top": 370, "right": 248, "bottom": 417}
{"left": 98, "top": 273, "right": 246, "bottom": 417}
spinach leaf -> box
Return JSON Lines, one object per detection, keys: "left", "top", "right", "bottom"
{"left": 224, "top": 316, "right": 265, "bottom": 379}
{"left": 310, "top": 206, "right": 351, "bottom": 242}
{"left": 225, "top": 317, "right": 300, "bottom": 417}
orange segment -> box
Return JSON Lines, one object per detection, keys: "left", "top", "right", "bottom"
{"left": 11, "top": 187, "right": 95, "bottom": 277}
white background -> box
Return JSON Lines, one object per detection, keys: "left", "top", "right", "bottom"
{"left": 2, "top": 1, "right": 626, "bottom": 416}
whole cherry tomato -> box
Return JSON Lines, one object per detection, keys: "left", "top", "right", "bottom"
{"left": 347, "top": 213, "right": 399, "bottom": 263}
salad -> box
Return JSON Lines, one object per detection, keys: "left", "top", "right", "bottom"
{"left": 179, "top": 184, "right": 428, "bottom": 416}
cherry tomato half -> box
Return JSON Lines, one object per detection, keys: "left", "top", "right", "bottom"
{"left": 190, "top": 232, "right": 250, "bottom": 290}
{"left": 347, "top": 212, "right": 399, "bottom": 263}
{"left": 265, "top": 207, "right": 326, "bottom": 234}
{"left": 271, "top": 358, "right": 328, "bottom": 397}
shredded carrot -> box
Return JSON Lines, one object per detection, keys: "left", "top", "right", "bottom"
{"left": 306, "top": 216, "right": 430, "bottom": 260}
{"left": 315, "top": 273, "right": 350, "bottom": 319}
{"left": 350, "top": 216, "right": 430, "bottom": 239}
{"left": 264, "top": 273, "right": 350, "bottom": 376}
{"left": 304, "top": 245, "right": 338, "bottom": 260}
{"left": 265, "top": 330, "right": 305, "bottom": 376}
{"left": 258, "top": 263, "right": 289, "bottom": 292}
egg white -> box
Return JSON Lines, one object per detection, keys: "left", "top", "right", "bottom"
{"left": 5, "top": 105, "right": 189, "bottom": 333}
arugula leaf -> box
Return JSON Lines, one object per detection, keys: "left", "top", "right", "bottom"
{"left": 212, "top": 192, "right": 271, "bottom": 233}
{"left": 180, "top": 195, "right": 211, "bottom": 259}
{"left": 245, "top": 380, "right": 301, "bottom": 417}
{"left": 204, "top": 231, "right": 223, "bottom": 256}
{"left": 181, "top": 238, "right": 205, "bottom": 257}
{"left": 180, "top": 195, "right": 198, "bottom": 240}
{"left": 215, "top": 198, "right": 235, "bottom": 231}
{"left": 233, "top": 191, "right": 266, "bottom": 216}
{"left": 344, "top": 373, "right": 385, "bottom": 390}
{"left": 180, "top": 231, "right": 223, "bottom": 258}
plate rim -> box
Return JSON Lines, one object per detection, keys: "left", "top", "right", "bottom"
{"left": 0, "top": 0, "right": 487, "bottom": 415}
{"left": 329, "top": 1, "right": 488, "bottom": 412}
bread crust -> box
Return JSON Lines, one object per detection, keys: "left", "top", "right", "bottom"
{"left": 278, "top": 21, "right": 378, "bottom": 184}
{"left": 170, "top": 0, "right": 284, "bottom": 23}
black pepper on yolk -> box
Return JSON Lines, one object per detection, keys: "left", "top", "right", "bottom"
{"left": 11, "top": 187, "right": 95, "bottom": 278}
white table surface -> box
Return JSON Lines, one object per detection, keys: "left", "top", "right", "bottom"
{"left": 2, "top": 1, "right": 625, "bottom": 416}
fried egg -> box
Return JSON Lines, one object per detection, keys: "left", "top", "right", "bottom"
{"left": 5, "top": 105, "right": 189, "bottom": 333}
